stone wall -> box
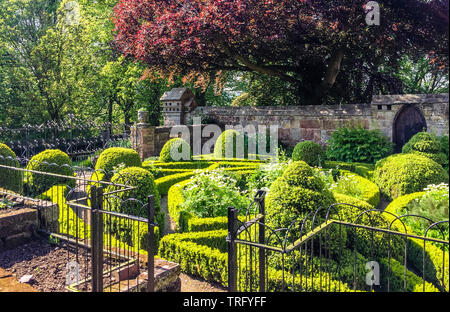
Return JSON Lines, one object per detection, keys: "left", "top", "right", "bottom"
{"left": 131, "top": 93, "right": 449, "bottom": 158}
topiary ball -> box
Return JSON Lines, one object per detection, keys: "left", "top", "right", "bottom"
{"left": 0, "top": 143, "right": 21, "bottom": 192}
{"left": 106, "top": 167, "right": 163, "bottom": 233}
{"left": 25, "top": 149, "right": 75, "bottom": 194}
{"left": 374, "top": 153, "right": 449, "bottom": 200}
{"left": 214, "top": 129, "right": 248, "bottom": 159}
{"left": 402, "top": 132, "right": 448, "bottom": 170}
{"left": 266, "top": 161, "right": 335, "bottom": 233}
{"left": 292, "top": 141, "right": 326, "bottom": 167}
{"left": 95, "top": 147, "right": 141, "bottom": 179}
{"left": 159, "top": 138, "right": 192, "bottom": 162}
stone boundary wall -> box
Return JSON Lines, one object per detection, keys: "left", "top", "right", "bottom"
{"left": 131, "top": 93, "right": 449, "bottom": 158}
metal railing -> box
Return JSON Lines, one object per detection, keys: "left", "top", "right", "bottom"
{"left": 227, "top": 193, "right": 449, "bottom": 292}
{"left": 0, "top": 115, "right": 130, "bottom": 160}
{"left": 0, "top": 157, "right": 156, "bottom": 292}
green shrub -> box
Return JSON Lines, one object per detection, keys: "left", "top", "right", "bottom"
{"left": 159, "top": 138, "right": 192, "bottom": 162}
{"left": 379, "top": 258, "right": 439, "bottom": 292}
{"left": 292, "top": 141, "right": 326, "bottom": 167}
{"left": 0, "top": 143, "right": 21, "bottom": 192}
{"left": 326, "top": 127, "right": 393, "bottom": 163}
{"left": 158, "top": 230, "right": 229, "bottom": 285}
{"left": 214, "top": 129, "right": 248, "bottom": 159}
{"left": 265, "top": 161, "right": 335, "bottom": 234}
{"left": 106, "top": 167, "right": 163, "bottom": 233}
{"left": 180, "top": 168, "right": 251, "bottom": 218}
{"left": 323, "top": 161, "right": 374, "bottom": 180}
{"left": 385, "top": 193, "right": 449, "bottom": 291}
{"left": 155, "top": 171, "right": 196, "bottom": 195}
{"left": 95, "top": 147, "right": 141, "bottom": 179}
{"left": 331, "top": 170, "right": 380, "bottom": 207}
{"left": 402, "top": 132, "right": 448, "bottom": 170}
{"left": 374, "top": 153, "right": 449, "bottom": 200}
{"left": 25, "top": 149, "right": 75, "bottom": 194}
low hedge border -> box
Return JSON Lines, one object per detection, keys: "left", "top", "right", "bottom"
{"left": 338, "top": 170, "right": 380, "bottom": 207}
{"left": 324, "top": 161, "right": 375, "bottom": 180}
{"left": 158, "top": 230, "right": 358, "bottom": 291}
{"left": 385, "top": 193, "right": 449, "bottom": 292}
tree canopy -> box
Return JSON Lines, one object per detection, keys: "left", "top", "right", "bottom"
{"left": 113, "top": 0, "right": 449, "bottom": 105}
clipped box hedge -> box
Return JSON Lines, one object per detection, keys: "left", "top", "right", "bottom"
{"left": 385, "top": 193, "right": 449, "bottom": 292}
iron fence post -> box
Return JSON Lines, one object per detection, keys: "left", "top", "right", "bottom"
{"left": 228, "top": 206, "right": 238, "bottom": 292}
{"left": 258, "top": 193, "right": 266, "bottom": 292}
{"left": 90, "top": 186, "right": 98, "bottom": 292}
{"left": 96, "top": 186, "right": 104, "bottom": 292}
{"left": 147, "top": 195, "right": 155, "bottom": 292}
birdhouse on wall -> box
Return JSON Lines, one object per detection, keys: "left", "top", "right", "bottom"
{"left": 161, "top": 88, "right": 198, "bottom": 126}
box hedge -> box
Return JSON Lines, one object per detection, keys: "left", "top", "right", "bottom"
{"left": 95, "top": 147, "right": 141, "bottom": 180}
{"left": 159, "top": 138, "right": 192, "bottom": 162}
{"left": 25, "top": 149, "right": 75, "bottom": 194}
{"left": 374, "top": 153, "right": 449, "bottom": 200}
{"left": 292, "top": 141, "right": 326, "bottom": 167}
{"left": 0, "top": 143, "right": 21, "bottom": 192}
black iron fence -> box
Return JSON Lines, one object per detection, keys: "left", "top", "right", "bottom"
{"left": 0, "top": 157, "right": 156, "bottom": 292}
{"left": 227, "top": 192, "right": 449, "bottom": 292}
{"left": 0, "top": 115, "right": 130, "bottom": 160}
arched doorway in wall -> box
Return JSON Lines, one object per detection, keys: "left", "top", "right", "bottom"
{"left": 392, "top": 104, "right": 427, "bottom": 152}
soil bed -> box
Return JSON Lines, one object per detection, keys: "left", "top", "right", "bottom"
{"left": 0, "top": 239, "right": 129, "bottom": 292}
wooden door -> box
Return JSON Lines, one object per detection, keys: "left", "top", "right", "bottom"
{"left": 393, "top": 105, "right": 427, "bottom": 152}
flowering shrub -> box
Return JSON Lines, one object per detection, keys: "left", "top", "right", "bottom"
{"left": 246, "top": 160, "right": 292, "bottom": 196}
{"left": 181, "top": 168, "right": 251, "bottom": 218}
{"left": 401, "top": 183, "right": 449, "bottom": 251}
{"left": 329, "top": 174, "right": 364, "bottom": 202}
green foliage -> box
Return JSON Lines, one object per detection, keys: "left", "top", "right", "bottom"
{"left": 323, "top": 161, "right": 374, "bottom": 180}
{"left": 326, "top": 127, "right": 393, "bottom": 164}
{"left": 385, "top": 193, "right": 449, "bottom": 291}
{"left": 159, "top": 138, "right": 192, "bottom": 162}
{"left": 246, "top": 160, "right": 291, "bottom": 194}
{"left": 180, "top": 168, "right": 251, "bottom": 218}
{"left": 400, "top": 183, "right": 449, "bottom": 251}
{"left": 374, "top": 153, "right": 449, "bottom": 200}
{"left": 0, "top": 143, "right": 21, "bottom": 192}
{"left": 330, "top": 171, "right": 380, "bottom": 207}
{"left": 25, "top": 149, "right": 75, "bottom": 194}
{"left": 214, "top": 129, "right": 248, "bottom": 159}
{"left": 292, "top": 141, "right": 326, "bottom": 167}
{"left": 231, "top": 92, "right": 255, "bottom": 107}
{"left": 155, "top": 171, "right": 196, "bottom": 195}
{"left": 158, "top": 230, "right": 229, "bottom": 286}
{"left": 265, "top": 161, "right": 335, "bottom": 233}
{"left": 402, "top": 132, "right": 448, "bottom": 170}
{"left": 95, "top": 147, "right": 141, "bottom": 179}
{"left": 106, "top": 167, "right": 163, "bottom": 233}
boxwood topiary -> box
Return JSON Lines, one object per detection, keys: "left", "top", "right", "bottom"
{"left": 213, "top": 129, "right": 248, "bottom": 159}
{"left": 95, "top": 147, "right": 141, "bottom": 179}
{"left": 25, "top": 149, "right": 75, "bottom": 194}
{"left": 265, "top": 161, "right": 335, "bottom": 234}
{"left": 0, "top": 143, "right": 21, "bottom": 192}
{"left": 105, "top": 167, "right": 163, "bottom": 234}
{"left": 159, "top": 138, "right": 192, "bottom": 162}
{"left": 402, "top": 132, "right": 448, "bottom": 170}
{"left": 374, "top": 153, "right": 449, "bottom": 200}
{"left": 292, "top": 141, "right": 326, "bottom": 167}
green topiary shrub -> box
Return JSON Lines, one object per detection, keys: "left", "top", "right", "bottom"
{"left": 374, "top": 153, "right": 449, "bottom": 200}
{"left": 292, "top": 141, "right": 326, "bottom": 167}
{"left": 265, "top": 161, "right": 335, "bottom": 234}
{"left": 0, "top": 143, "right": 21, "bottom": 192}
{"left": 326, "top": 127, "right": 393, "bottom": 163}
{"left": 25, "top": 149, "right": 75, "bottom": 194}
{"left": 402, "top": 132, "right": 448, "bottom": 170}
{"left": 159, "top": 138, "right": 192, "bottom": 162}
{"left": 95, "top": 147, "right": 141, "bottom": 179}
{"left": 106, "top": 167, "right": 162, "bottom": 229}
{"left": 214, "top": 129, "right": 248, "bottom": 159}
